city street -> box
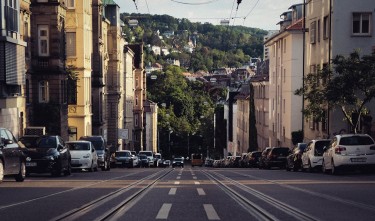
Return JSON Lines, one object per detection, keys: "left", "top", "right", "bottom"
{"left": 1, "top": 166, "right": 375, "bottom": 221}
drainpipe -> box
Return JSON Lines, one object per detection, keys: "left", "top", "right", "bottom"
{"left": 302, "top": 0, "right": 306, "bottom": 139}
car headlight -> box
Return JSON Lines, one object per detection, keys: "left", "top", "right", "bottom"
{"left": 98, "top": 154, "right": 104, "bottom": 159}
{"left": 44, "top": 155, "right": 58, "bottom": 161}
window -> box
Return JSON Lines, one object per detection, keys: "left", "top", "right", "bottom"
{"left": 323, "top": 16, "right": 330, "bottom": 39}
{"left": 310, "top": 21, "right": 316, "bottom": 44}
{"left": 39, "top": 81, "right": 49, "bottom": 103}
{"left": 283, "top": 39, "right": 286, "bottom": 53}
{"left": 38, "top": 25, "right": 49, "bottom": 56}
{"left": 66, "top": 32, "right": 76, "bottom": 57}
{"left": 6, "top": 0, "right": 19, "bottom": 32}
{"left": 66, "top": 0, "right": 75, "bottom": 8}
{"left": 317, "top": 19, "right": 321, "bottom": 42}
{"left": 68, "top": 77, "right": 77, "bottom": 104}
{"left": 353, "top": 13, "right": 371, "bottom": 36}
{"left": 135, "top": 95, "right": 138, "bottom": 106}
{"left": 135, "top": 114, "right": 139, "bottom": 127}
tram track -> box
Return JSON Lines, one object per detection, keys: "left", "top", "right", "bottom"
{"left": 202, "top": 170, "right": 320, "bottom": 221}
{"left": 51, "top": 168, "right": 173, "bottom": 221}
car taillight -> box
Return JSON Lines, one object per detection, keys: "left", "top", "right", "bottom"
{"left": 335, "top": 146, "right": 346, "bottom": 154}
{"left": 370, "top": 145, "right": 375, "bottom": 150}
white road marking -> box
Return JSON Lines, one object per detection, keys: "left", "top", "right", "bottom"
{"left": 197, "top": 188, "right": 206, "bottom": 196}
{"left": 156, "top": 203, "right": 172, "bottom": 219}
{"left": 174, "top": 181, "right": 180, "bottom": 185}
{"left": 177, "top": 176, "right": 181, "bottom": 179}
{"left": 169, "top": 188, "right": 177, "bottom": 195}
{"left": 194, "top": 181, "right": 200, "bottom": 185}
{"left": 204, "top": 204, "right": 220, "bottom": 220}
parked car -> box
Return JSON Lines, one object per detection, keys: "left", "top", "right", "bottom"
{"left": 301, "top": 139, "right": 331, "bottom": 172}
{"left": 138, "top": 151, "right": 154, "bottom": 167}
{"left": 259, "top": 147, "right": 272, "bottom": 169}
{"left": 21, "top": 135, "right": 71, "bottom": 177}
{"left": 138, "top": 154, "right": 149, "bottom": 167}
{"left": 245, "top": 151, "right": 262, "bottom": 168}
{"left": 172, "top": 157, "right": 184, "bottom": 168}
{"left": 79, "top": 136, "right": 110, "bottom": 171}
{"left": 114, "top": 150, "right": 136, "bottom": 168}
{"left": 0, "top": 128, "right": 26, "bottom": 182}
{"left": 66, "top": 141, "right": 98, "bottom": 172}
{"left": 264, "top": 147, "right": 290, "bottom": 169}
{"left": 162, "top": 160, "right": 171, "bottom": 167}
{"left": 286, "top": 143, "right": 307, "bottom": 171}
{"left": 322, "top": 134, "right": 375, "bottom": 174}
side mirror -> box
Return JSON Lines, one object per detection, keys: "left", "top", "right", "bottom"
{"left": 57, "top": 144, "right": 64, "bottom": 151}
{"left": 322, "top": 146, "right": 327, "bottom": 152}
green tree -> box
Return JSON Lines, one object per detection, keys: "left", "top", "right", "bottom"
{"left": 295, "top": 50, "right": 375, "bottom": 133}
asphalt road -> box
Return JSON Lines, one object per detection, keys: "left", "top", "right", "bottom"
{"left": 1, "top": 166, "right": 375, "bottom": 221}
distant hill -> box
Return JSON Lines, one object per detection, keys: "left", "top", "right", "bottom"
{"left": 121, "top": 13, "right": 268, "bottom": 72}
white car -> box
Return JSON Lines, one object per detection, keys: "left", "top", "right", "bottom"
{"left": 301, "top": 139, "right": 331, "bottom": 172}
{"left": 66, "top": 141, "right": 98, "bottom": 172}
{"left": 322, "top": 134, "right": 375, "bottom": 174}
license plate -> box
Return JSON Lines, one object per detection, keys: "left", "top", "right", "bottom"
{"left": 71, "top": 160, "right": 80, "bottom": 164}
{"left": 351, "top": 158, "right": 366, "bottom": 162}
{"left": 26, "top": 162, "right": 37, "bottom": 167}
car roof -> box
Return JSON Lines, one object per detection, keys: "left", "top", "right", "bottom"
{"left": 66, "top": 140, "right": 91, "bottom": 143}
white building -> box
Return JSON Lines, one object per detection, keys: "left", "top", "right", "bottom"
{"left": 265, "top": 4, "right": 305, "bottom": 147}
{"left": 304, "top": 0, "right": 375, "bottom": 140}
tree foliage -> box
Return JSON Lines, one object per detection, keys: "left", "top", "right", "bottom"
{"left": 121, "top": 13, "right": 266, "bottom": 72}
{"left": 295, "top": 50, "right": 375, "bottom": 133}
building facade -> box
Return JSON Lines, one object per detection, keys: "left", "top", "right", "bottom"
{"left": 66, "top": 0, "right": 93, "bottom": 140}
{"left": 123, "top": 46, "right": 135, "bottom": 150}
{"left": 27, "top": 0, "right": 68, "bottom": 139}
{"left": 252, "top": 75, "right": 269, "bottom": 151}
{"left": 265, "top": 4, "right": 304, "bottom": 147}
{"left": 0, "top": 0, "right": 30, "bottom": 138}
{"left": 303, "top": 0, "right": 375, "bottom": 140}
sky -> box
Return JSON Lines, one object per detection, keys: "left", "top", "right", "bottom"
{"left": 116, "top": 0, "right": 303, "bottom": 31}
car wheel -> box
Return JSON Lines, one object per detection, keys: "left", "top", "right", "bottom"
{"left": 15, "top": 161, "right": 26, "bottom": 182}
{"left": 52, "top": 169, "right": 61, "bottom": 177}
{"left": 89, "top": 161, "right": 94, "bottom": 172}
{"left": 64, "top": 163, "right": 72, "bottom": 176}
{"left": 331, "top": 159, "right": 339, "bottom": 175}
{"left": 101, "top": 161, "right": 107, "bottom": 171}
{"left": 307, "top": 160, "right": 313, "bottom": 173}
{"left": 286, "top": 162, "right": 291, "bottom": 171}
{"left": 106, "top": 161, "right": 111, "bottom": 171}
{"left": 0, "top": 160, "right": 4, "bottom": 182}
{"left": 322, "top": 159, "right": 328, "bottom": 174}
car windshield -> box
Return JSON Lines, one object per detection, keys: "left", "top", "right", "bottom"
{"left": 88, "top": 140, "right": 104, "bottom": 150}
{"left": 19, "top": 137, "right": 39, "bottom": 148}
{"left": 272, "top": 148, "right": 289, "bottom": 156}
{"left": 68, "top": 143, "right": 90, "bottom": 151}
{"left": 340, "top": 136, "right": 374, "bottom": 146}
{"left": 139, "top": 151, "right": 152, "bottom": 156}
{"left": 315, "top": 140, "right": 331, "bottom": 155}
{"left": 116, "top": 151, "right": 130, "bottom": 157}
{"left": 253, "top": 152, "right": 261, "bottom": 157}
{"left": 139, "top": 155, "right": 147, "bottom": 159}
{"left": 37, "top": 137, "right": 56, "bottom": 149}
{"left": 174, "top": 158, "right": 183, "bottom": 162}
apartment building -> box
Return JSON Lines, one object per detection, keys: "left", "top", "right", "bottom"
{"left": 91, "top": 0, "right": 109, "bottom": 140}
{"left": 0, "top": 0, "right": 30, "bottom": 138}
{"left": 304, "top": 0, "right": 375, "bottom": 140}
{"left": 251, "top": 75, "right": 269, "bottom": 150}
{"left": 27, "top": 0, "right": 69, "bottom": 139}
{"left": 144, "top": 100, "right": 158, "bottom": 153}
{"left": 66, "top": 0, "right": 93, "bottom": 140}
{"left": 128, "top": 43, "right": 145, "bottom": 152}
{"left": 265, "top": 4, "right": 304, "bottom": 147}
{"left": 123, "top": 46, "right": 135, "bottom": 150}
{"left": 104, "top": 1, "right": 126, "bottom": 152}
{"left": 234, "top": 84, "right": 250, "bottom": 155}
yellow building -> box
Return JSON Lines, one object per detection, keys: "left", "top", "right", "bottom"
{"left": 66, "top": 0, "right": 93, "bottom": 140}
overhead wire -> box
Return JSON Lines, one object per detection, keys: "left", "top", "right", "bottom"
{"left": 242, "top": 0, "right": 260, "bottom": 26}
{"left": 170, "top": 0, "right": 220, "bottom": 5}
{"left": 144, "top": 0, "right": 150, "bottom": 14}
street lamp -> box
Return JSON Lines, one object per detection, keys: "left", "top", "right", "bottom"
{"left": 168, "top": 128, "right": 173, "bottom": 158}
